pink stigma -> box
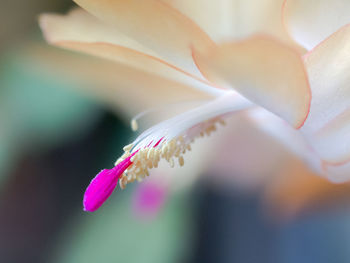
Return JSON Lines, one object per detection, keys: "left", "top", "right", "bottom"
{"left": 83, "top": 156, "right": 133, "bottom": 212}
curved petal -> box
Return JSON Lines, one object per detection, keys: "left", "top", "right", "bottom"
{"left": 225, "top": 0, "right": 292, "bottom": 43}
{"left": 73, "top": 0, "right": 215, "bottom": 77}
{"left": 193, "top": 36, "right": 311, "bottom": 128}
{"left": 39, "top": 9, "right": 221, "bottom": 96}
{"left": 324, "top": 161, "right": 350, "bottom": 183}
{"left": 302, "top": 25, "right": 350, "bottom": 163}
{"left": 283, "top": 0, "right": 350, "bottom": 50}
{"left": 207, "top": 112, "right": 291, "bottom": 191}
{"left": 303, "top": 24, "right": 350, "bottom": 131}
{"left": 310, "top": 109, "right": 350, "bottom": 164}
{"left": 165, "top": 0, "right": 293, "bottom": 45}
{"left": 39, "top": 8, "right": 156, "bottom": 56}
{"left": 248, "top": 108, "right": 323, "bottom": 174}
{"left": 162, "top": 0, "right": 234, "bottom": 41}
{"left": 28, "top": 44, "right": 213, "bottom": 118}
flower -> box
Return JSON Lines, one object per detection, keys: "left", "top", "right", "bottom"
{"left": 39, "top": 0, "right": 350, "bottom": 212}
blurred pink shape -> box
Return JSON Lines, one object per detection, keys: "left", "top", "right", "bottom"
{"left": 132, "top": 181, "right": 167, "bottom": 219}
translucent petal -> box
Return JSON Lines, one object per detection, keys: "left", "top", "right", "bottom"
{"left": 325, "top": 162, "right": 350, "bottom": 183}
{"left": 39, "top": 9, "right": 221, "bottom": 96}
{"left": 310, "top": 109, "right": 350, "bottom": 164}
{"left": 283, "top": 0, "right": 350, "bottom": 50}
{"left": 73, "top": 0, "right": 215, "bottom": 77}
{"left": 193, "top": 36, "right": 311, "bottom": 128}
{"left": 30, "top": 44, "right": 213, "bottom": 117}
{"left": 165, "top": 0, "right": 291, "bottom": 44}
{"left": 302, "top": 25, "right": 350, "bottom": 163}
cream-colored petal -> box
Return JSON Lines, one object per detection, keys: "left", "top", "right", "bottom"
{"left": 162, "top": 0, "right": 234, "bottom": 41}
{"left": 309, "top": 109, "right": 350, "bottom": 164}
{"left": 302, "top": 25, "right": 350, "bottom": 164}
{"left": 227, "top": 0, "right": 291, "bottom": 43}
{"left": 73, "top": 0, "right": 215, "bottom": 77}
{"left": 27, "top": 44, "right": 212, "bottom": 118}
{"left": 303, "top": 25, "right": 350, "bottom": 132}
{"left": 249, "top": 108, "right": 323, "bottom": 174}
{"left": 39, "top": 9, "right": 221, "bottom": 96}
{"left": 165, "top": 0, "right": 294, "bottom": 45}
{"left": 40, "top": 8, "right": 155, "bottom": 56}
{"left": 283, "top": 0, "right": 350, "bottom": 50}
{"left": 206, "top": 112, "right": 290, "bottom": 192}
{"left": 193, "top": 36, "right": 311, "bottom": 128}
{"left": 324, "top": 162, "right": 350, "bottom": 183}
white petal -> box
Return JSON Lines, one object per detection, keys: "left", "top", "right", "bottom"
{"left": 193, "top": 36, "right": 311, "bottom": 128}
{"left": 283, "top": 0, "right": 350, "bottom": 50}
{"left": 39, "top": 8, "right": 154, "bottom": 56}
{"left": 249, "top": 108, "right": 323, "bottom": 174}
{"left": 73, "top": 0, "right": 215, "bottom": 77}
{"left": 165, "top": 0, "right": 291, "bottom": 44}
{"left": 162, "top": 0, "right": 234, "bottom": 41}
{"left": 39, "top": 9, "right": 222, "bottom": 96}
{"left": 227, "top": 0, "right": 290, "bottom": 43}
{"left": 325, "top": 162, "right": 350, "bottom": 183}
{"left": 302, "top": 24, "right": 350, "bottom": 163}
{"left": 29, "top": 44, "right": 213, "bottom": 118}
{"left": 309, "top": 109, "right": 350, "bottom": 164}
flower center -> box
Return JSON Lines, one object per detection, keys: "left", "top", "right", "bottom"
{"left": 116, "top": 116, "right": 227, "bottom": 189}
{"left": 83, "top": 92, "right": 252, "bottom": 212}
{"left": 112, "top": 91, "right": 252, "bottom": 189}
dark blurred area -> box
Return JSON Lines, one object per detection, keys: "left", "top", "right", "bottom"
{"left": 0, "top": 1, "right": 130, "bottom": 262}
{"left": 0, "top": 0, "right": 71, "bottom": 51}
{"left": 0, "top": 112, "right": 129, "bottom": 262}
{"left": 2, "top": 1, "right": 350, "bottom": 263}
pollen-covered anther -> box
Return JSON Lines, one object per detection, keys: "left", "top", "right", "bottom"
{"left": 219, "top": 119, "right": 226, "bottom": 126}
{"left": 131, "top": 119, "right": 139, "bottom": 131}
{"left": 178, "top": 156, "right": 185, "bottom": 166}
{"left": 116, "top": 117, "right": 225, "bottom": 189}
{"left": 123, "top": 143, "right": 133, "bottom": 152}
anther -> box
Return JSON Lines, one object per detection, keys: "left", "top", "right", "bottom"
{"left": 219, "top": 119, "right": 226, "bottom": 126}
{"left": 131, "top": 119, "right": 138, "bottom": 131}
{"left": 179, "top": 156, "right": 184, "bottom": 166}
{"left": 169, "top": 158, "right": 175, "bottom": 168}
{"left": 123, "top": 143, "right": 133, "bottom": 152}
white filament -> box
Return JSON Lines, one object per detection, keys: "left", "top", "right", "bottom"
{"left": 131, "top": 91, "right": 253, "bottom": 151}
{"left": 130, "top": 99, "right": 210, "bottom": 131}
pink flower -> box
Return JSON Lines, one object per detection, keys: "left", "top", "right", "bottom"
{"left": 39, "top": 0, "right": 350, "bottom": 211}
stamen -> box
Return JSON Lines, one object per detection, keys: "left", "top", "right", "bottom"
{"left": 131, "top": 119, "right": 138, "bottom": 131}
{"left": 114, "top": 92, "right": 252, "bottom": 189}
{"left": 84, "top": 92, "right": 253, "bottom": 212}
{"left": 117, "top": 116, "right": 226, "bottom": 189}
{"left": 123, "top": 143, "right": 133, "bottom": 152}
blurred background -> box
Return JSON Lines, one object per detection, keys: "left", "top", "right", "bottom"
{"left": 2, "top": 1, "right": 350, "bottom": 263}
